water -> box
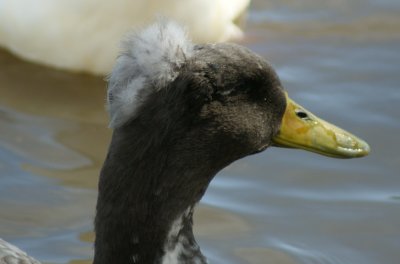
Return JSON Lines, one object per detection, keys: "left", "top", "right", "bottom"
{"left": 1, "top": 0, "right": 399, "bottom": 263}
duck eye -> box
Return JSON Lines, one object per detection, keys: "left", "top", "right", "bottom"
{"left": 295, "top": 109, "right": 309, "bottom": 119}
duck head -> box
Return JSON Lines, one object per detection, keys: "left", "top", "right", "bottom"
{"left": 107, "top": 22, "right": 369, "bottom": 162}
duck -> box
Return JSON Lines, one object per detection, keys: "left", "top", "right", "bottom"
{"left": 0, "top": 20, "right": 370, "bottom": 264}
{"left": 0, "top": 0, "right": 250, "bottom": 75}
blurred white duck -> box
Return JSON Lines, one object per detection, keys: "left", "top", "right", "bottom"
{"left": 0, "top": 0, "right": 250, "bottom": 74}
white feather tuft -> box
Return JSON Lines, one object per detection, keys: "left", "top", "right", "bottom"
{"left": 107, "top": 19, "right": 193, "bottom": 128}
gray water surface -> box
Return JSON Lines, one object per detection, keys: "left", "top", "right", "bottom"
{"left": 1, "top": 1, "right": 399, "bottom": 263}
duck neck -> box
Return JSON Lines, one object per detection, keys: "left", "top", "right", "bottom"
{"left": 93, "top": 123, "right": 221, "bottom": 264}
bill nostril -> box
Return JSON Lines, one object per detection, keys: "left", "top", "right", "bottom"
{"left": 295, "top": 109, "right": 309, "bottom": 119}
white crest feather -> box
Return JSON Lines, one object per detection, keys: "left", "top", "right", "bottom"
{"left": 107, "top": 20, "right": 193, "bottom": 128}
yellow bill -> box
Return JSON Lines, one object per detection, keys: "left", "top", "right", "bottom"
{"left": 273, "top": 93, "right": 370, "bottom": 158}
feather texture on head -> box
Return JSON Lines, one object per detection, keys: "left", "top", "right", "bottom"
{"left": 107, "top": 20, "right": 193, "bottom": 128}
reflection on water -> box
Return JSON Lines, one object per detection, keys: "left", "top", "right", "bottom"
{"left": 1, "top": 0, "right": 399, "bottom": 263}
